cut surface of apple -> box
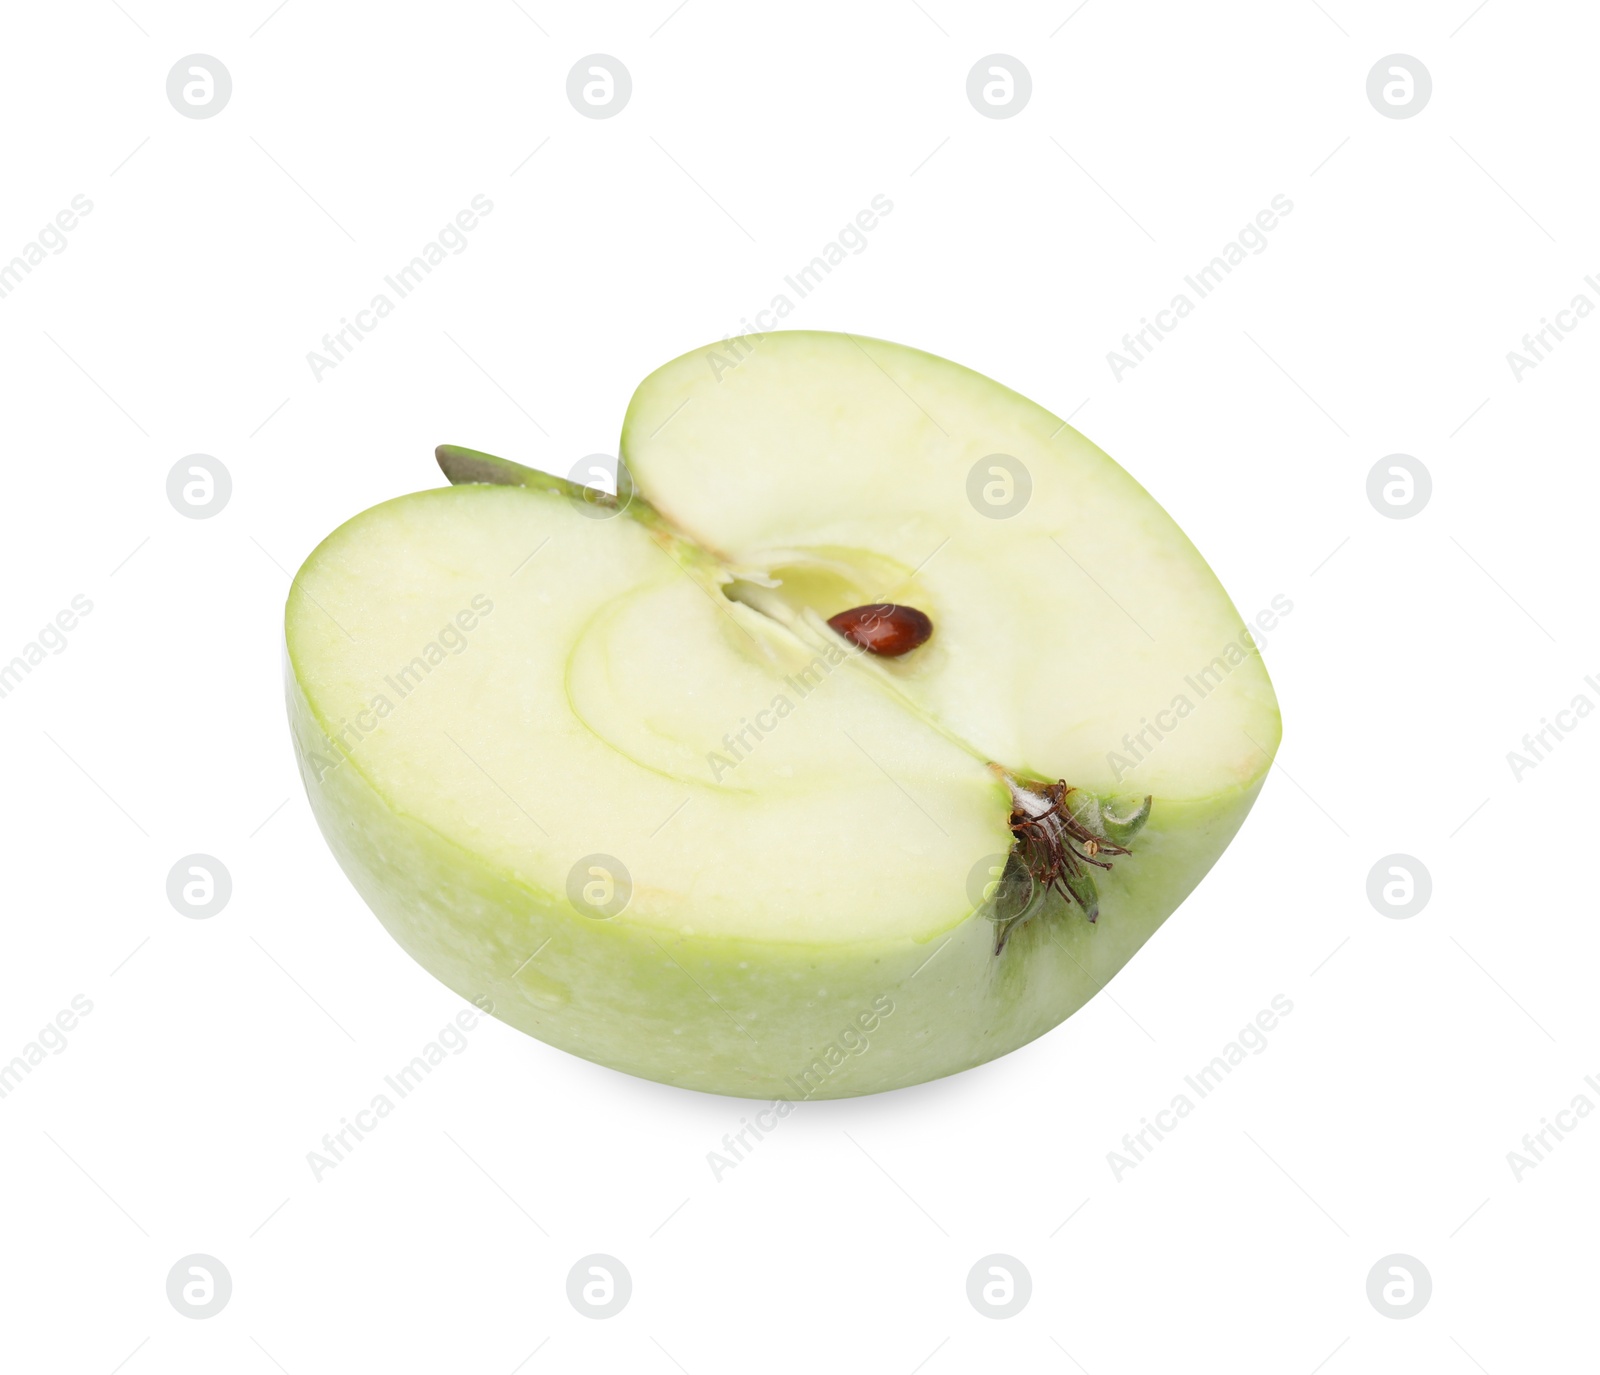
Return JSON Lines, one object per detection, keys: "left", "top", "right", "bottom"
{"left": 286, "top": 331, "right": 1280, "bottom": 1099}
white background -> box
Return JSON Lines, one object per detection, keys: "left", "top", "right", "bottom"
{"left": 0, "top": 1, "right": 1594, "bottom": 1370}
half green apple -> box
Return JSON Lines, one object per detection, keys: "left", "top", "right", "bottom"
{"left": 285, "top": 331, "right": 1280, "bottom": 1099}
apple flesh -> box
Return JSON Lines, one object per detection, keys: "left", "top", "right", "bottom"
{"left": 285, "top": 332, "right": 1280, "bottom": 1099}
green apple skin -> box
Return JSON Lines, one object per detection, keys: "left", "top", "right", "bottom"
{"left": 288, "top": 662, "right": 1261, "bottom": 1099}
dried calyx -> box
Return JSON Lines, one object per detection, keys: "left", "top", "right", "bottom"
{"left": 987, "top": 774, "right": 1152, "bottom": 954}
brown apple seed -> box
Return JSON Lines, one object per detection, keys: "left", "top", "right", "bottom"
{"left": 826, "top": 603, "right": 933, "bottom": 657}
